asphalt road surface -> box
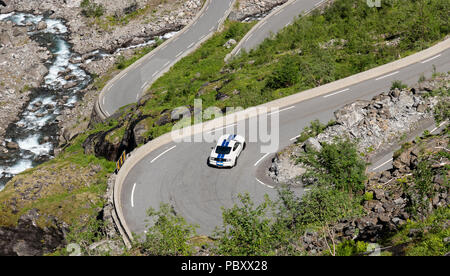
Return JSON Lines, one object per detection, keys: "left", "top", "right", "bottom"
{"left": 120, "top": 47, "right": 450, "bottom": 237}
{"left": 233, "top": 0, "right": 323, "bottom": 56}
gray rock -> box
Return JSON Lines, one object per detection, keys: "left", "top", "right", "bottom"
{"left": 303, "top": 137, "right": 322, "bottom": 152}
{"left": 223, "top": 38, "right": 237, "bottom": 49}
{"left": 393, "top": 198, "right": 404, "bottom": 205}
{"left": 36, "top": 21, "right": 47, "bottom": 31}
{"left": 6, "top": 141, "right": 19, "bottom": 150}
{"left": 392, "top": 217, "right": 403, "bottom": 225}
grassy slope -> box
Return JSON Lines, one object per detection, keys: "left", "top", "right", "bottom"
{"left": 0, "top": 124, "right": 116, "bottom": 228}
{"left": 106, "top": 0, "right": 449, "bottom": 143}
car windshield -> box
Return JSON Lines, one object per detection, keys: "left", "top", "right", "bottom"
{"left": 215, "top": 146, "right": 232, "bottom": 155}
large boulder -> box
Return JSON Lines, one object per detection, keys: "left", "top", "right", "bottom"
{"left": 334, "top": 100, "right": 369, "bottom": 128}
{"left": 303, "top": 137, "right": 322, "bottom": 152}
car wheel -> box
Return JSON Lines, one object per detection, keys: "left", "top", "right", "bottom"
{"left": 243, "top": 142, "right": 246, "bottom": 150}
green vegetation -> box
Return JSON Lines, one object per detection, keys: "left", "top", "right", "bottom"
{"left": 295, "top": 119, "right": 336, "bottom": 143}
{"left": 80, "top": 0, "right": 105, "bottom": 18}
{"left": 391, "top": 80, "right": 408, "bottom": 90}
{"left": 139, "top": 204, "right": 198, "bottom": 256}
{"left": 383, "top": 207, "right": 450, "bottom": 256}
{"left": 333, "top": 240, "right": 370, "bottom": 256}
{"left": 213, "top": 193, "right": 292, "bottom": 256}
{"left": 297, "top": 138, "right": 367, "bottom": 194}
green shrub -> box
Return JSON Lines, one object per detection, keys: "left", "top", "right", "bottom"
{"left": 364, "top": 191, "right": 374, "bottom": 201}
{"left": 140, "top": 203, "right": 197, "bottom": 256}
{"left": 266, "top": 55, "right": 300, "bottom": 89}
{"left": 297, "top": 137, "right": 367, "bottom": 194}
{"left": 213, "top": 193, "right": 283, "bottom": 256}
{"left": 391, "top": 80, "right": 407, "bottom": 90}
{"left": 80, "top": 0, "right": 105, "bottom": 18}
{"left": 334, "top": 240, "right": 369, "bottom": 256}
{"left": 296, "top": 119, "right": 335, "bottom": 143}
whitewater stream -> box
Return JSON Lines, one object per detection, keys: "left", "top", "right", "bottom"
{"left": 0, "top": 12, "right": 91, "bottom": 190}
{"left": 0, "top": 12, "right": 180, "bottom": 191}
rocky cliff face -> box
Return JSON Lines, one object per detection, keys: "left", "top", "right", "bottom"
{"left": 0, "top": 209, "right": 66, "bottom": 256}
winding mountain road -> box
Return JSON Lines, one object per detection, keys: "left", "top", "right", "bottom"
{"left": 95, "top": 0, "right": 235, "bottom": 119}
{"left": 120, "top": 47, "right": 450, "bottom": 237}
{"left": 100, "top": 0, "right": 450, "bottom": 241}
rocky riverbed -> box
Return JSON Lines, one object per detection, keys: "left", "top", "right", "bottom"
{"left": 0, "top": 17, "right": 54, "bottom": 188}
{"left": 0, "top": 19, "right": 49, "bottom": 140}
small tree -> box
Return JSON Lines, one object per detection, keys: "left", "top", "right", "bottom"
{"left": 297, "top": 137, "right": 367, "bottom": 194}
{"left": 404, "top": 158, "right": 437, "bottom": 219}
{"left": 266, "top": 55, "right": 300, "bottom": 89}
{"left": 298, "top": 187, "right": 363, "bottom": 256}
{"left": 140, "top": 203, "right": 197, "bottom": 256}
{"left": 213, "top": 193, "right": 285, "bottom": 256}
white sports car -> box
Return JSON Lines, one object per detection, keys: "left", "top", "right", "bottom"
{"left": 208, "top": 134, "right": 246, "bottom": 168}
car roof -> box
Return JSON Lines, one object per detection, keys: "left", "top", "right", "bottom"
{"left": 216, "top": 134, "right": 238, "bottom": 147}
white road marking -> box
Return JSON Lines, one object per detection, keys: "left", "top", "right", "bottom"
{"left": 176, "top": 51, "right": 183, "bottom": 58}
{"left": 315, "top": 0, "right": 325, "bottom": 7}
{"left": 236, "top": 48, "right": 241, "bottom": 56}
{"left": 273, "top": 8, "right": 283, "bottom": 16}
{"left": 119, "top": 73, "right": 127, "bottom": 80}
{"left": 246, "top": 33, "right": 253, "bottom": 42}
{"left": 152, "top": 70, "right": 159, "bottom": 77}
{"left": 258, "top": 21, "right": 267, "bottom": 29}
{"left": 206, "top": 123, "right": 237, "bottom": 134}
{"left": 430, "top": 120, "right": 447, "bottom": 133}
{"left": 151, "top": 145, "right": 177, "bottom": 163}
{"left": 375, "top": 71, "right": 399, "bottom": 81}
{"left": 269, "top": 105, "right": 296, "bottom": 115}
{"left": 323, "top": 88, "right": 350, "bottom": 98}
{"left": 188, "top": 42, "right": 195, "bottom": 48}
{"left": 163, "top": 60, "right": 170, "bottom": 67}
{"left": 421, "top": 54, "right": 441, "bottom": 64}
{"left": 254, "top": 152, "right": 271, "bottom": 167}
{"left": 209, "top": 26, "right": 215, "bottom": 32}
{"left": 290, "top": 134, "right": 301, "bottom": 141}
{"left": 131, "top": 183, "right": 136, "bottom": 208}
{"left": 102, "top": 97, "right": 105, "bottom": 105}
{"left": 136, "top": 93, "right": 140, "bottom": 100}
{"left": 141, "top": 82, "right": 148, "bottom": 89}
{"left": 199, "top": 34, "right": 206, "bottom": 40}
{"left": 256, "top": 178, "right": 274, "bottom": 189}
{"left": 372, "top": 159, "right": 392, "bottom": 171}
